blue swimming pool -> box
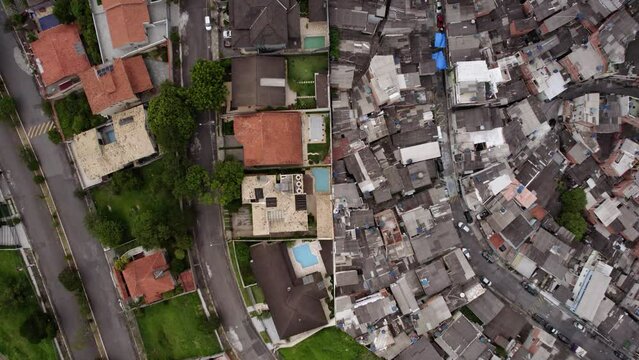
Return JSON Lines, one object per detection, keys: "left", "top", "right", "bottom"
{"left": 311, "top": 167, "right": 330, "bottom": 193}
{"left": 292, "top": 243, "right": 319, "bottom": 268}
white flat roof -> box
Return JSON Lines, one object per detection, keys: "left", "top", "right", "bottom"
{"left": 455, "top": 61, "right": 491, "bottom": 83}
{"left": 399, "top": 142, "right": 441, "bottom": 165}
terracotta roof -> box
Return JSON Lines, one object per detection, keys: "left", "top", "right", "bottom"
{"left": 530, "top": 205, "right": 547, "bottom": 221}
{"left": 179, "top": 270, "right": 195, "bottom": 292}
{"left": 103, "top": 0, "right": 150, "bottom": 49}
{"left": 113, "top": 267, "right": 130, "bottom": 300}
{"left": 30, "top": 24, "right": 91, "bottom": 86}
{"left": 234, "top": 112, "right": 303, "bottom": 167}
{"left": 490, "top": 233, "right": 505, "bottom": 250}
{"left": 79, "top": 56, "right": 152, "bottom": 114}
{"left": 122, "top": 252, "right": 175, "bottom": 303}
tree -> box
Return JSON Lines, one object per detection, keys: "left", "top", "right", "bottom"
{"left": 47, "top": 128, "right": 62, "bottom": 144}
{"left": 114, "top": 256, "right": 130, "bottom": 271}
{"left": 147, "top": 83, "right": 196, "bottom": 154}
{"left": 210, "top": 159, "right": 244, "bottom": 207}
{"left": 58, "top": 266, "right": 83, "bottom": 293}
{"left": 329, "top": 27, "right": 340, "bottom": 59}
{"left": 174, "top": 248, "right": 186, "bottom": 260}
{"left": 131, "top": 210, "right": 172, "bottom": 249}
{"left": 0, "top": 275, "right": 32, "bottom": 307}
{"left": 560, "top": 188, "right": 586, "bottom": 213}
{"left": 188, "top": 60, "right": 228, "bottom": 112}
{"left": 0, "top": 97, "right": 17, "bottom": 122}
{"left": 559, "top": 211, "right": 588, "bottom": 240}
{"left": 85, "top": 212, "right": 126, "bottom": 248}
{"left": 20, "top": 311, "right": 57, "bottom": 344}
{"left": 110, "top": 170, "right": 143, "bottom": 195}
{"left": 52, "top": 0, "right": 75, "bottom": 23}
{"left": 174, "top": 165, "right": 211, "bottom": 201}
{"left": 19, "top": 146, "right": 39, "bottom": 171}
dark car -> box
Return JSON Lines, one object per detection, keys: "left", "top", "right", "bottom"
{"left": 481, "top": 250, "right": 495, "bottom": 263}
{"left": 614, "top": 351, "right": 631, "bottom": 360}
{"left": 521, "top": 281, "right": 540, "bottom": 296}
{"left": 532, "top": 314, "right": 547, "bottom": 326}
{"left": 464, "top": 210, "right": 473, "bottom": 223}
{"left": 544, "top": 323, "right": 558, "bottom": 335}
{"left": 437, "top": 14, "right": 444, "bottom": 28}
{"left": 557, "top": 333, "right": 570, "bottom": 344}
{"left": 476, "top": 210, "right": 490, "bottom": 220}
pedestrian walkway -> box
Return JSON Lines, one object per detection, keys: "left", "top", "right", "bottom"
{"left": 26, "top": 120, "right": 54, "bottom": 138}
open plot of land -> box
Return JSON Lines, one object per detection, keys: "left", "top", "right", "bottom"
{"left": 278, "top": 327, "right": 377, "bottom": 360}
{"left": 307, "top": 115, "right": 331, "bottom": 164}
{"left": 0, "top": 251, "right": 57, "bottom": 360}
{"left": 135, "top": 292, "right": 221, "bottom": 360}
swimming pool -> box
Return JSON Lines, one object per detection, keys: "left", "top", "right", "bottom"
{"left": 292, "top": 243, "right": 319, "bottom": 268}
{"left": 304, "top": 36, "right": 326, "bottom": 49}
{"left": 311, "top": 167, "right": 330, "bottom": 193}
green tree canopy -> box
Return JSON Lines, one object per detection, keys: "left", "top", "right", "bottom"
{"left": 19, "top": 311, "right": 57, "bottom": 344}
{"left": 174, "top": 165, "right": 211, "bottom": 202}
{"left": 85, "top": 212, "right": 126, "bottom": 248}
{"left": 560, "top": 188, "right": 586, "bottom": 213}
{"left": 52, "top": 0, "right": 74, "bottom": 23}
{"left": 147, "top": 83, "right": 196, "bottom": 154}
{"left": 559, "top": 211, "right": 588, "bottom": 240}
{"left": 58, "top": 267, "right": 83, "bottom": 293}
{"left": 0, "top": 97, "right": 17, "bottom": 122}
{"left": 0, "top": 275, "right": 32, "bottom": 307}
{"left": 188, "top": 59, "right": 229, "bottom": 112}
{"left": 210, "top": 159, "right": 244, "bottom": 207}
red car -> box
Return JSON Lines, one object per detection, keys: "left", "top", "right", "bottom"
{"left": 437, "top": 14, "right": 445, "bottom": 28}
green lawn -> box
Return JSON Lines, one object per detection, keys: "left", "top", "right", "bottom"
{"left": 251, "top": 285, "right": 265, "bottom": 304}
{"left": 287, "top": 54, "right": 328, "bottom": 94}
{"left": 0, "top": 251, "right": 57, "bottom": 360}
{"left": 91, "top": 160, "right": 173, "bottom": 238}
{"left": 279, "top": 327, "right": 378, "bottom": 360}
{"left": 136, "top": 293, "right": 222, "bottom": 360}
{"left": 228, "top": 244, "right": 252, "bottom": 305}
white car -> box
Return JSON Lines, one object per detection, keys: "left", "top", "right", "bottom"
{"left": 223, "top": 30, "right": 232, "bottom": 39}
{"left": 205, "top": 16, "right": 212, "bottom": 31}
{"left": 462, "top": 247, "right": 471, "bottom": 260}
{"left": 457, "top": 222, "right": 470, "bottom": 233}
{"left": 573, "top": 321, "right": 585, "bottom": 332}
{"left": 481, "top": 276, "right": 492, "bottom": 287}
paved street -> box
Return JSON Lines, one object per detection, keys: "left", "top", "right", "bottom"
{"left": 180, "top": 2, "right": 272, "bottom": 359}
{"left": 0, "top": 11, "right": 137, "bottom": 360}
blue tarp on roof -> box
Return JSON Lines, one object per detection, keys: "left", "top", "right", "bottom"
{"left": 432, "top": 51, "right": 447, "bottom": 70}
{"left": 434, "top": 32, "right": 446, "bottom": 48}
{"left": 38, "top": 14, "right": 60, "bottom": 31}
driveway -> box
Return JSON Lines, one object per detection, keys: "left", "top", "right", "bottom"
{"left": 180, "top": 2, "right": 272, "bottom": 358}
{"left": 0, "top": 11, "right": 137, "bottom": 360}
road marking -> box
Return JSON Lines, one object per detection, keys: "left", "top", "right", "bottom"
{"left": 206, "top": 263, "right": 212, "bottom": 278}
{"left": 26, "top": 121, "right": 54, "bottom": 138}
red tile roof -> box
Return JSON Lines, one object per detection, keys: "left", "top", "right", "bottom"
{"left": 103, "top": 0, "right": 150, "bottom": 49}
{"left": 179, "top": 270, "right": 195, "bottom": 292}
{"left": 234, "top": 112, "right": 303, "bottom": 167}
{"left": 530, "top": 205, "right": 547, "bottom": 221}
{"left": 490, "top": 233, "right": 505, "bottom": 250}
{"left": 113, "top": 267, "right": 130, "bottom": 300}
{"left": 79, "top": 56, "right": 152, "bottom": 114}
{"left": 122, "top": 252, "right": 175, "bottom": 303}
{"left": 30, "top": 24, "right": 91, "bottom": 86}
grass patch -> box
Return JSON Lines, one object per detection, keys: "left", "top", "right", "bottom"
{"left": 460, "top": 306, "right": 483, "bottom": 326}
{"left": 287, "top": 54, "right": 328, "bottom": 94}
{"left": 136, "top": 293, "right": 221, "bottom": 360}
{"left": 294, "top": 98, "right": 316, "bottom": 109}
{"left": 260, "top": 330, "right": 271, "bottom": 344}
{"left": 295, "top": 83, "right": 316, "bottom": 97}
{"left": 234, "top": 241, "right": 256, "bottom": 285}
{"left": 279, "top": 327, "right": 377, "bottom": 360}
{"left": 251, "top": 285, "right": 265, "bottom": 304}
{"left": 228, "top": 243, "right": 253, "bottom": 305}
{"left": 0, "top": 251, "right": 57, "bottom": 360}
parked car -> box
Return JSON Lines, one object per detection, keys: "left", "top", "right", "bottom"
{"left": 457, "top": 222, "right": 470, "bottom": 233}
{"left": 462, "top": 247, "right": 471, "bottom": 260}
{"left": 476, "top": 210, "right": 490, "bottom": 220}
{"left": 205, "top": 16, "right": 212, "bottom": 31}
{"left": 532, "top": 313, "right": 547, "bottom": 326}
{"left": 464, "top": 210, "right": 473, "bottom": 223}
{"left": 614, "top": 351, "right": 631, "bottom": 360}
{"left": 481, "top": 250, "right": 495, "bottom": 263}
{"left": 223, "top": 30, "right": 232, "bottom": 39}
{"left": 557, "top": 333, "right": 570, "bottom": 344}
{"left": 544, "top": 323, "right": 558, "bottom": 335}
{"left": 573, "top": 321, "right": 585, "bottom": 332}
{"left": 436, "top": 1, "right": 442, "bottom": 12}
{"left": 480, "top": 276, "right": 492, "bottom": 287}
{"left": 437, "top": 14, "right": 444, "bottom": 28}
{"left": 521, "top": 281, "right": 539, "bottom": 296}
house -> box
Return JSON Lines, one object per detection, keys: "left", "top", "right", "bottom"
{"left": 103, "top": 0, "right": 150, "bottom": 50}
{"left": 241, "top": 174, "right": 308, "bottom": 235}
{"left": 250, "top": 242, "right": 329, "bottom": 338}
{"left": 233, "top": 112, "right": 302, "bottom": 167}
{"left": 230, "top": 0, "right": 300, "bottom": 50}
{"left": 231, "top": 56, "right": 286, "bottom": 109}
{"left": 69, "top": 105, "right": 157, "bottom": 189}
{"left": 30, "top": 24, "right": 91, "bottom": 97}
{"left": 434, "top": 312, "right": 491, "bottom": 359}
{"left": 79, "top": 56, "right": 153, "bottom": 116}
{"left": 118, "top": 251, "right": 175, "bottom": 303}
{"left": 567, "top": 252, "right": 613, "bottom": 321}
{"left": 308, "top": 0, "right": 327, "bottom": 22}
{"left": 600, "top": 139, "right": 639, "bottom": 177}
